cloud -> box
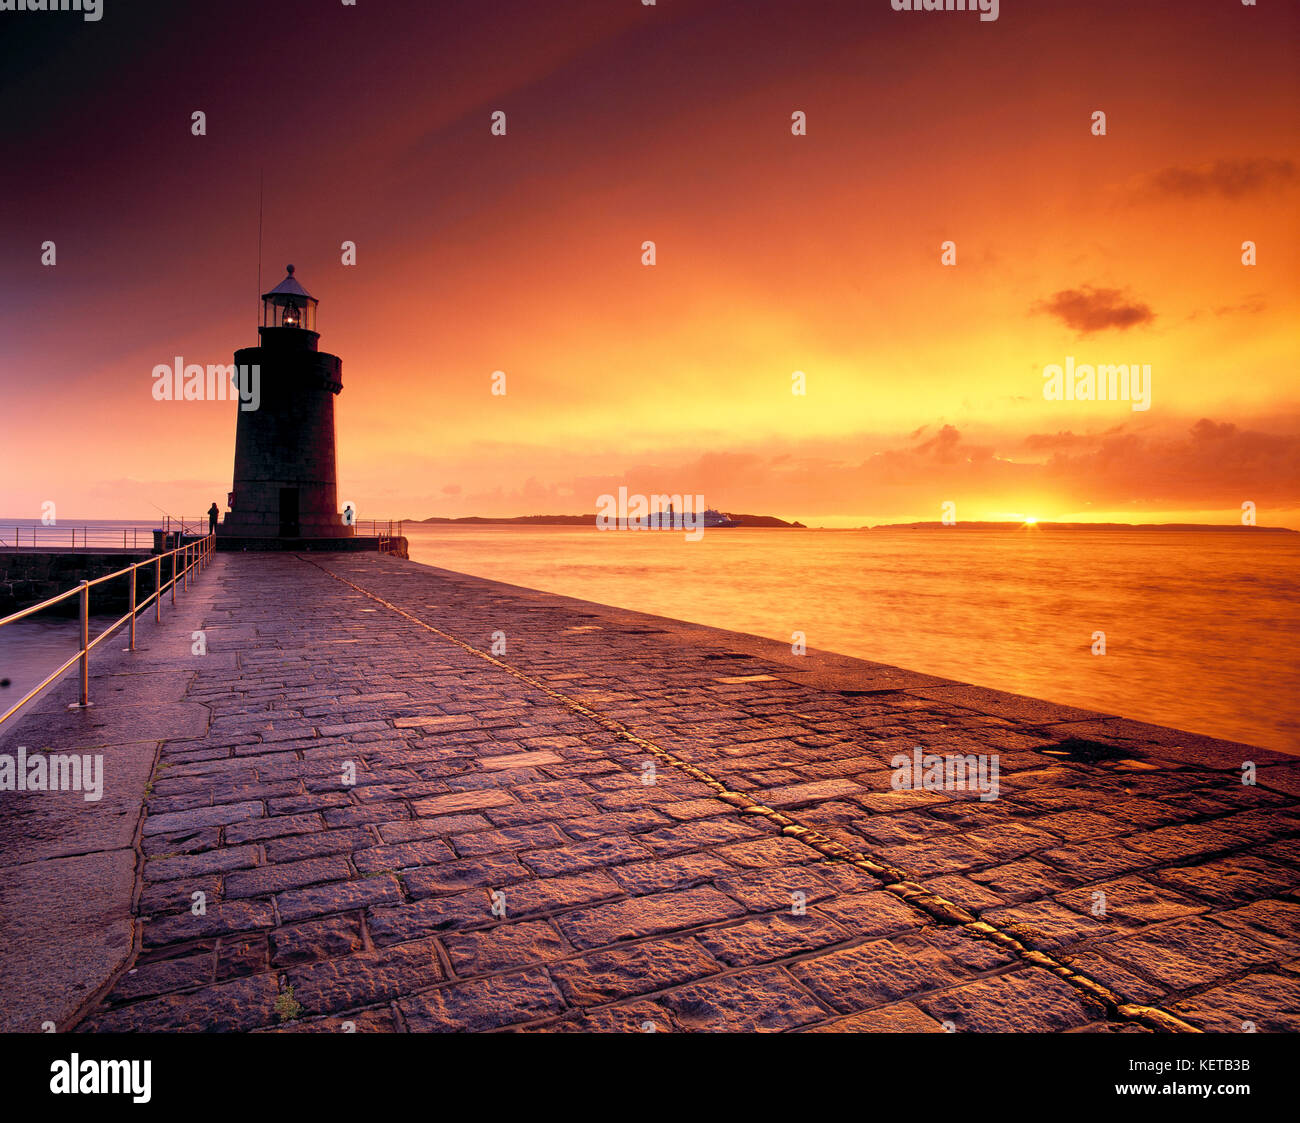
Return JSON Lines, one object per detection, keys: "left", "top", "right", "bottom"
{"left": 1022, "top": 430, "right": 1090, "bottom": 451}
{"left": 1038, "top": 419, "right": 1300, "bottom": 506}
{"left": 1188, "top": 418, "right": 1236, "bottom": 441}
{"left": 914, "top": 424, "right": 961, "bottom": 460}
{"left": 914, "top": 424, "right": 992, "bottom": 464}
{"left": 1148, "top": 158, "right": 1296, "bottom": 200}
{"left": 356, "top": 416, "right": 1300, "bottom": 525}
{"left": 1213, "top": 297, "right": 1267, "bottom": 318}
{"left": 1035, "top": 286, "right": 1156, "bottom": 333}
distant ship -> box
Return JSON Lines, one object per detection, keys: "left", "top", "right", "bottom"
{"left": 658, "top": 506, "right": 737, "bottom": 528}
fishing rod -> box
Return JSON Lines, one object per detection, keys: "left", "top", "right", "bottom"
{"left": 147, "top": 500, "right": 188, "bottom": 536}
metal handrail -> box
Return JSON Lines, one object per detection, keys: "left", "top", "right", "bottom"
{"left": 163, "top": 516, "right": 212, "bottom": 537}
{"left": 0, "top": 533, "right": 216, "bottom": 726}
{"left": 1, "top": 518, "right": 404, "bottom": 549}
{"left": 353, "top": 519, "right": 403, "bottom": 537}
{"left": 0, "top": 524, "right": 159, "bottom": 550}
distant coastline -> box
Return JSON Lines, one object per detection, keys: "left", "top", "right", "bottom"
{"left": 410, "top": 513, "right": 807, "bottom": 528}
{"left": 861, "top": 521, "right": 1298, "bottom": 533}
{"left": 402, "top": 515, "right": 1295, "bottom": 533}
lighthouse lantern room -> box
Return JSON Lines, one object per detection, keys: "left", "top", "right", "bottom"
{"left": 261, "top": 264, "right": 318, "bottom": 333}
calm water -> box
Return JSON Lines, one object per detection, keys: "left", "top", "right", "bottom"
{"left": 0, "top": 616, "right": 120, "bottom": 718}
{"left": 0, "top": 515, "right": 160, "bottom": 714}
{"left": 402, "top": 525, "right": 1300, "bottom": 755}
{"left": 3, "top": 524, "right": 1295, "bottom": 754}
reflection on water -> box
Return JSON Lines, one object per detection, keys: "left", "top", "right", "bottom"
{"left": 403, "top": 525, "right": 1300, "bottom": 754}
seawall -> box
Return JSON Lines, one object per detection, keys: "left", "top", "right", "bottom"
{"left": 0, "top": 549, "right": 158, "bottom": 616}
{"left": 0, "top": 551, "right": 1296, "bottom": 1034}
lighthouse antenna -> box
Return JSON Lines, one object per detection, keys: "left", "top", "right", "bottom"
{"left": 256, "top": 168, "right": 264, "bottom": 326}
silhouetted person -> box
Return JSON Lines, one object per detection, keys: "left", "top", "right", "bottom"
{"left": 208, "top": 502, "right": 219, "bottom": 534}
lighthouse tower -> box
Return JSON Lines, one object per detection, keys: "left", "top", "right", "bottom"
{"left": 218, "top": 266, "right": 352, "bottom": 542}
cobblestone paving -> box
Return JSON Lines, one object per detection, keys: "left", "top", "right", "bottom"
{"left": 76, "top": 553, "right": 1300, "bottom": 1032}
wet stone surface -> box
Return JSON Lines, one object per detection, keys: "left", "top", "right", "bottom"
{"left": 65, "top": 553, "right": 1300, "bottom": 1032}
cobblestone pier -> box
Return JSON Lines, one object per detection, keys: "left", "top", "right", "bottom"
{"left": 2, "top": 552, "right": 1298, "bottom": 1033}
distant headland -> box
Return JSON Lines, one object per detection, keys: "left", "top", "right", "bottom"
{"left": 862, "top": 521, "right": 1297, "bottom": 532}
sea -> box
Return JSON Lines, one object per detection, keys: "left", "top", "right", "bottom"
{"left": 2, "top": 521, "right": 1296, "bottom": 754}
{"left": 401, "top": 523, "right": 1299, "bottom": 755}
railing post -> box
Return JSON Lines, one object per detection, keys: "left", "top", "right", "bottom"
{"left": 129, "top": 565, "right": 137, "bottom": 651}
{"left": 171, "top": 549, "right": 176, "bottom": 605}
{"left": 79, "top": 580, "right": 89, "bottom": 707}
{"left": 155, "top": 556, "right": 162, "bottom": 622}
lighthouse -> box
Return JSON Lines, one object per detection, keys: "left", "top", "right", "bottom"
{"left": 218, "top": 266, "right": 352, "bottom": 542}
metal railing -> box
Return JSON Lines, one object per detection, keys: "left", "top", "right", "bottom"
{"left": 354, "top": 519, "right": 403, "bottom": 537}
{"left": 0, "top": 524, "right": 164, "bottom": 550}
{"left": 0, "top": 534, "right": 216, "bottom": 727}
{"left": 161, "top": 515, "right": 214, "bottom": 537}
{"left": 1, "top": 517, "right": 403, "bottom": 550}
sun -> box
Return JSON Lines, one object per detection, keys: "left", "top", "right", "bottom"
{"left": 1024, "top": 516, "right": 1038, "bottom": 526}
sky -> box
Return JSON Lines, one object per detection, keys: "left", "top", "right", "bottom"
{"left": 1, "top": 0, "right": 1297, "bottom": 528}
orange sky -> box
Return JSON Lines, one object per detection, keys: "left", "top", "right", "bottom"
{"left": 2, "top": 0, "right": 1297, "bottom": 528}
